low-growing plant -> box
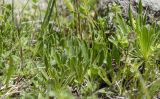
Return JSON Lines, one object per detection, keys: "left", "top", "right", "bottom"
{"left": 0, "top": 0, "right": 160, "bottom": 98}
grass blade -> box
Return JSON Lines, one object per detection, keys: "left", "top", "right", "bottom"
{"left": 41, "top": 0, "right": 56, "bottom": 29}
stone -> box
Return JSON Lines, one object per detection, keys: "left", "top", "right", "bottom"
{"left": 97, "top": 0, "right": 160, "bottom": 21}
{"left": 135, "top": 0, "right": 160, "bottom": 11}
{"left": 98, "top": 0, "right": 160, "bottom": 11}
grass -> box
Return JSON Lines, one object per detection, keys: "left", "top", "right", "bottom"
{"left": 0, "top": 0, "right": 160, "bottom": 98}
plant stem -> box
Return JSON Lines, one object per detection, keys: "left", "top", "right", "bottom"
{"left": 12, "top": 0, "right": 14, "bottom": 24}
{"left": 74, "top": 0, "right": 81, "bottom": 39}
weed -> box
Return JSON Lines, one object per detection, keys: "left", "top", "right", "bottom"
{"left": 0, "top": 0, "right": 160, "bottom": 98}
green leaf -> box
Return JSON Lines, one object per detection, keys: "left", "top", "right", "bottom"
{"left": 128, "top": 4, "right": 134, "bottom": 29}
{"left": 44, "top": 54, "right": 50, "bottom": 70}
{"left": 53, "top": 51, "right": 62, "bottom": 68}
{"left": 98, "top": 68, "right": 111, "bottom": 86}
{"left": 5, "top": 56, "right": 16, "bottom": 86}
{"left": 81, "top": 40, "right": 89, "bottom": 61}
{"left": 32, "top": 0, "right": 37, "bottom": 3}
{"left": 116, "top": 14, "right": 128, "bottom": 34}
{"left": 41, "top": 0, "right": 56, "bottom": 29}
{"left": 138, "top": 0, "right": 143, "bottom": 27}
{"left": 40, "top": 69, "right": 49, "bottom": 80}
{"left": 112, "top": 46, "right": 120, "bottom": 64}
{"left": 148, "top": 78, "right": 160, "bottom": 97}
{"left": 107, "top": 53, "right": 112, "bottom": 70}
{"left": 64, "top": 0, "right": 74, "bottom": 12}
{"left": 138, "top": 0, "right": 142, "bottom": 15}
{"left": 98, "top": 50, "right": 104, "bottom": 66}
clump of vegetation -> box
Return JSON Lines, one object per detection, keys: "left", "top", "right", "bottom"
{"left": 0, "top": 0, "right": 160, "bottom": 98}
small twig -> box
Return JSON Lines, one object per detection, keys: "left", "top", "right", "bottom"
{"left": 1, "top": 91, "right": 21, "bottom": 98}
{"left": 106, "top": 93, "right": 113, "bottom": 99}
{"left": 147, "top": 77, "right": 160, "bottom": 88}
{"left": 0, "top": 85, "right": 18, "bottom": 98}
